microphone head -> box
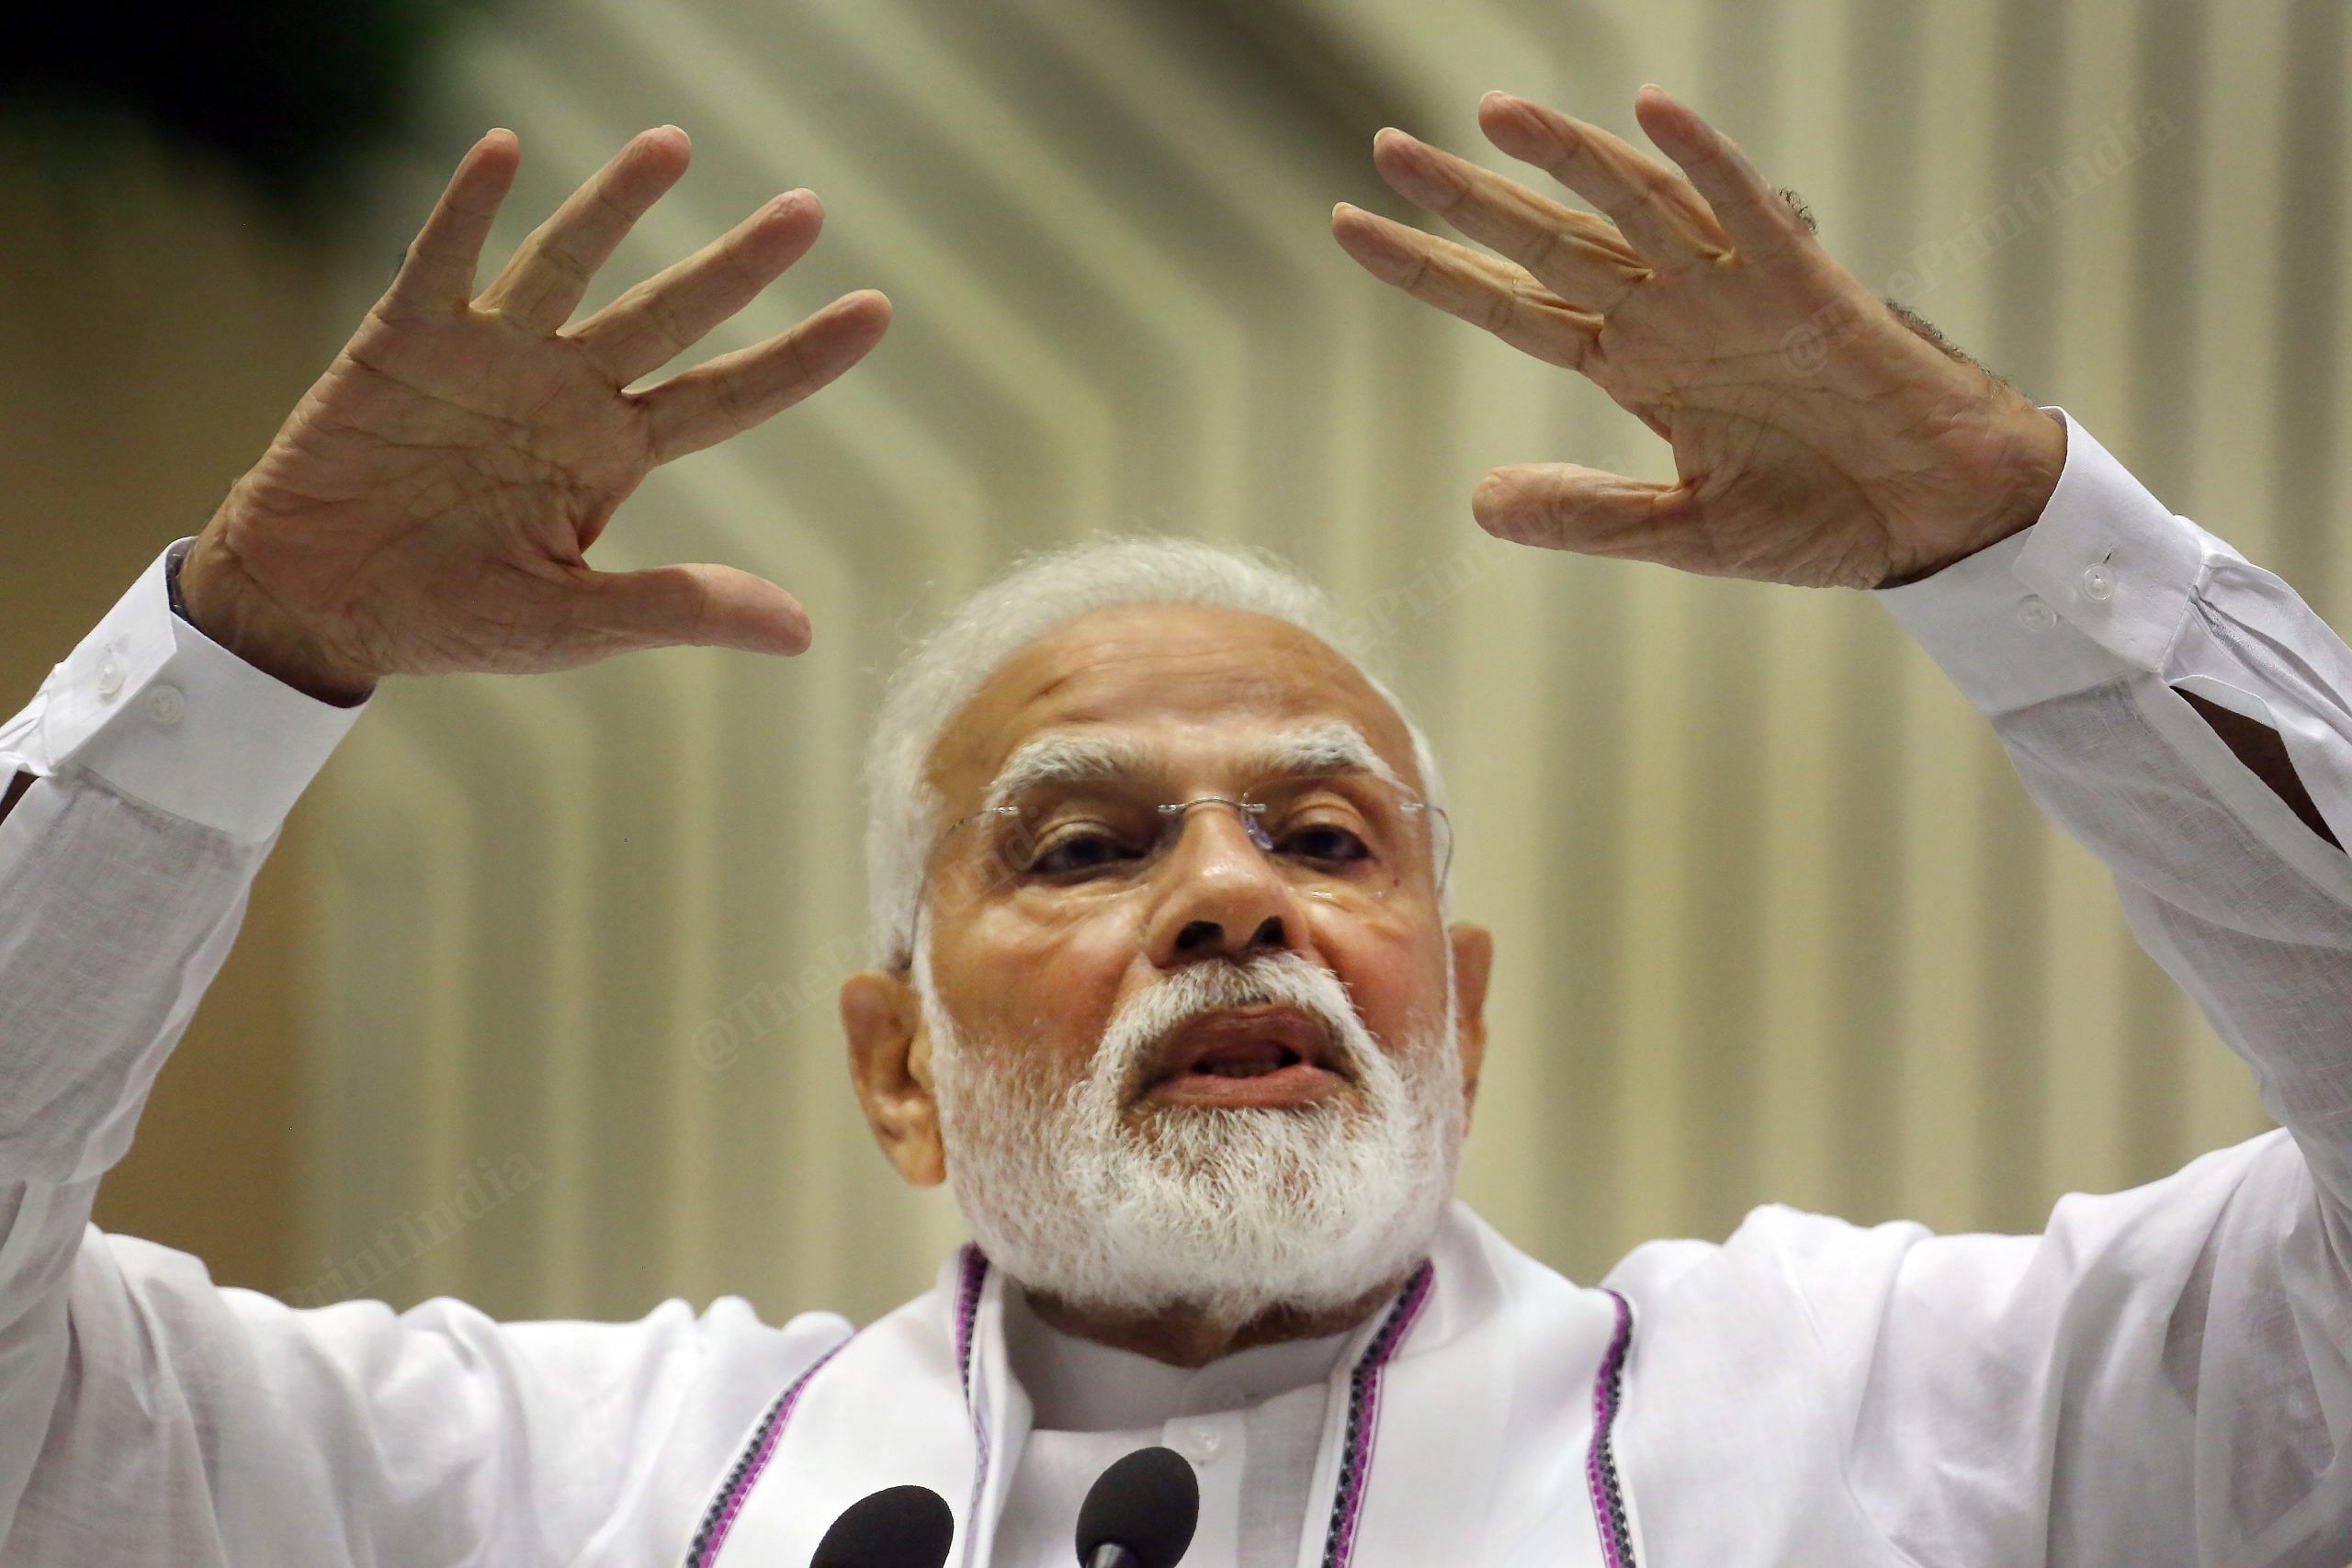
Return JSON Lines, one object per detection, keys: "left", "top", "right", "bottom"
{"left": 811, "top": 1483, "right": 956, "bottom": 1568}
{"left": 1075, "top": 1446, "right": 1200, "bottom": 1568}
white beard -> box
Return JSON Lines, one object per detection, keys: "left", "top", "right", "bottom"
{"left": 920, "top": 943, "right": 1467, "bottom": 1330}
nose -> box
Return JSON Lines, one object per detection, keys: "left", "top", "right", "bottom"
{"left": 1142, "top": 807, "right": 1308, "bottom": 968}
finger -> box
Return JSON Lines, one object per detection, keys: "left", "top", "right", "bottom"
{"left": 379, "top": 130, "right": 522, "bottom": 320}
{"left": 1331, "top": 205, "right": 1600, "bottom": 368}
{"left": 1631, "top": 85, "right": 1810, "bottom": 258}
{"left": 578, "top": 561, "right": 815, "bottom": 657}
{"left": 636, "top": 288, "right": 892, "bottom": 464}
{"left": 1370, "top": 130, "right": 1649, "bottom": 311}
{"left": 1476, "top": 93, "right": 1725, "bottom": 267}
{"left": 478, "top": 126, "right": 693, "bottom": 333}
{"left": 570, "top": 189, "right": 827, "bottom": 386}
{"left": 1471, "top": 463, "right": 1690, "bottom": 558}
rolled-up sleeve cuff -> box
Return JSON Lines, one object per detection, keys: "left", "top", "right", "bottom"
{"left": 23, "top": 539, "right": 366, "bottom": 840}
{"left": 1871, "top": 408, "right": 2226, "bottom": 716}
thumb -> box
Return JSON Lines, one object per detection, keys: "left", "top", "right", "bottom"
{"left": 1471, "top": 464, "right": 1687, "bottom": 558}
{"left": 582, "top": 561, "right": 814, "bottom": 657}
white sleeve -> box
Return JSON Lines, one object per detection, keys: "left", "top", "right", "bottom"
{"left": 0, "top": 540, "right": 365, "bottom": 1187}
{"left": 0, "top": 540, "right": 357, "bottom": 1558}
{"left": 1874, "top": 409, "right": 2352, "bottom": 1203}
{"left": 1852, "top": 412, "right": 2352, "bottom": 1563}
{"left": 0, "top": 547, "right": 822, "bottom": 1567}
{"left": 0, "top": 546, "right": 824, "bottom": 1566}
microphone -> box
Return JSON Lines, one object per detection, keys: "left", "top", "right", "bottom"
{"left": 1074, "top": 1446, "right": 1201, "bottom": 1568}
{"left": 810, "top": 1483, "right": 956, "bottom": 1568}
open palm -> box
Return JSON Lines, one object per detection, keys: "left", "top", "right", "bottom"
{"left": 186, "top": 126, "right": 890, "bottom": 700}
{"left": 1332, "top": 87, "right": 2063, "bottom": 590}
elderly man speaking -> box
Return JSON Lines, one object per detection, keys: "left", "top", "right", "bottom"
{"left": 4, "top": 85, "right": 2349, "bottom": 1567}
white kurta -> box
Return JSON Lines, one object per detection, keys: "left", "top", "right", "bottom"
{"left": 993, "top": 1288, "right": 1352, "bottom": 1566}
{"left": 1, "top": 409, "right": 2349, "bottom": 1565}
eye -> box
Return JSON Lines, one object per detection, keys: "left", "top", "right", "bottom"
{"left": 1277, "top": 821, "right": 1372, "bottom": 863}
{"left": 1026, "top": 825, "right": 1146, "bottom": 877}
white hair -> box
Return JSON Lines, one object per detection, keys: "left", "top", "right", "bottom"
{"left": 864, "top": 536, "right": 1450, "bottom": 968}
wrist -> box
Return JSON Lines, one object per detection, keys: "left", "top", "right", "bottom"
{"left": 1880, "top": 402, "right": 2068, "bottom": 589}
{"left": 180, "top": 517, "right": 379, "bottom": 706}
{"left": 1986, "top": 402, "right": 2070, "bottom": 538}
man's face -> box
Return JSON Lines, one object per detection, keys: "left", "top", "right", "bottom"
{"left": 842, "top": 603, "right": 1492, "bottom": 1325}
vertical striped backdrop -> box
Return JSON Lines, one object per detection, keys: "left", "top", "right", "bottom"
{"left": 302, "top": 0, "right": 2343, "bottom": 1325}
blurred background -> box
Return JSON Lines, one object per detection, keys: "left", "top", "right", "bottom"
{"left": 3, "top": 0, "right": 2339, "bottom": 1327}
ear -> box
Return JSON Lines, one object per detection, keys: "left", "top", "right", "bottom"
{"left": 841, "top": 967, "right": 945, "bottom": 1187}
{"left": 1447, "top": 921, "right": 1494, "bottom": 1119}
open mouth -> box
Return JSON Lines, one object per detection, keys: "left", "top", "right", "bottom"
{"left": 1140, "top": 1005, "right": 1346, "bottom": 1107}
{"left": 1190, "top": 1040, "right": 1307, "bottom": 1078}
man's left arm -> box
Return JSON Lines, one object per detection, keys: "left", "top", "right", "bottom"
{"left": 1334, "top": 84, "right": 2352, "bottom": 1552}
{"left": 1875, "top": 411, "right": 2352, "bottom": 1208}
{"left": 1329, "top": 83, "right": 2352, "bottom": 1192}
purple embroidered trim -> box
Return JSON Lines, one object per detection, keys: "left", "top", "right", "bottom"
{"left": 1584, "top": 1288, "right": 1637, "bottom": 1568}
{"left": 954, "top": 1246, "right": 993, "bottom": 1563}
{"left": 1319, "top": 1263, "right": 1437, "bottom": 1568}
{"left": 684, "top": 1337, "right": 851, "bottom": 1567}
{"left": 954, "top": 1245, "right": 988, "bottom": 1397}
{"left": 683, "top": 1249, "right": 993, "bottom": 1568}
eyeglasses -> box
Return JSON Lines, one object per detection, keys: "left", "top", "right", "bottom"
{"left": 914, "top": 772, "right": 1453, "bottom": 936}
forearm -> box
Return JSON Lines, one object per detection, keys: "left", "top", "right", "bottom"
{"left": 0, "top": 816, "right": 224, "bottom": 1537}
{"left": 1877, "top": 412, "right": 2352, "bottom": 1201}
{"left": 0, "top": 732, "right": 265, "bottom": 1548}
{"left": 0, "top": 770, "right": 263, "bottom": 1185}
{"left": 0, "top": 544, "right": 365, "bottom": 1547}
{"left": 0, "top": 542, "right": 354, "bottom": 1180}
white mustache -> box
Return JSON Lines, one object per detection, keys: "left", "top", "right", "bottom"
{"left": 1093, "top": 952, "right": 1369, "bottom": 1105}
{"left": 919, "top": 931, "right": 1464, "bottom": 1326}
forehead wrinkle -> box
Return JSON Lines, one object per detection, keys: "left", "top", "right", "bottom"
{"left": 930, "top": 603, "right": 1425, "bottom": 826}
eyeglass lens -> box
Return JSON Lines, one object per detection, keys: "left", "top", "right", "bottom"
{"left": 930, "top": 774, "right": 1450, "bottom": 920}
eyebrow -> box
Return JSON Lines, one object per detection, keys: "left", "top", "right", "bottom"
{"left": 979, "top": 720, "right": 1407, "bottom": 808}
{"left": 1239, "top": 719, "right": 1408, "bottom": 792}
{"left": 982, "top": 734, "right": 1158, "bottom": 808}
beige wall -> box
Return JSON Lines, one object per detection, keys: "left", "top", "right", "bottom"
{"left": 0, "top": 130, "right": 341, "bottom": 1295}
{"left": 17, "top": 0, "right": 2346, "bottom": 1327}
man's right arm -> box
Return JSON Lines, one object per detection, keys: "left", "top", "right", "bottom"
{"left": 0, "top": 117, "right": 884, "bottom": 1560}
{"left": 0, "top": 540, "right": 363, "bottom": 1541}
{"left": 0, "top": 542, "right": 850, "bottom": 1564}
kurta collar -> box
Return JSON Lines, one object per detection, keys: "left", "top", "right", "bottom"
{"left": 1000, "top": 1278, "right": 1354, "bottom": 1432}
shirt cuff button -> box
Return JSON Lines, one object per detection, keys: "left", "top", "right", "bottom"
{"left": 2017, "top": 594, "right": 2058, "bottom": 628}
{"left": 146, "top": 684, "right": 186, "bottom": 728}
{"left": 96, "top": 653, "right": 126, "bottom": 696}
{"left": 2081, "top": 562, "right": 2116, "bottom": 602}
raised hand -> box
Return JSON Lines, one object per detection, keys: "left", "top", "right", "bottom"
{"left": 182, "top": 126, "right": 891, "bottom": 702}
{"left": 1332, "top": 86, "right": 2065, "bottom": 590}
